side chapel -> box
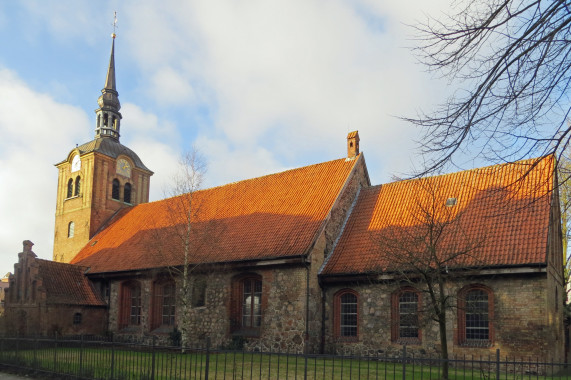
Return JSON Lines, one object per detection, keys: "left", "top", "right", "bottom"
{"left": 3, "top": 33, "right": 566, "bottom": 362}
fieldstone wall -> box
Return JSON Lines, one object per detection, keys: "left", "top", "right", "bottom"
{"left": 324, "top": 273, "right": 565, "bottom": 361}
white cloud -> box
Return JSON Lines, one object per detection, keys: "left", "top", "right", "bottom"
{"left": 0, "top": 68, "right": 90, "bottom": 276}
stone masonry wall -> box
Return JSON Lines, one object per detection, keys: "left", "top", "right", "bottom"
{"left": 324, "top": 273, "right": 564, "bottom": 361}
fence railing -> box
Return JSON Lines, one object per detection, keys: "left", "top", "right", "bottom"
{"left": 0, "top": 336, "right": 569, "bottom": 380}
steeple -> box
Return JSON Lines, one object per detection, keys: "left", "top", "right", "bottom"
{"left": 95, "top": 32, "right": 122, "bottom": 140}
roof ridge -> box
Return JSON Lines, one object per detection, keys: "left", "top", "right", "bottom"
{"left": 384, "top": 156, "right": 551, "bottom": 186}
{"left": 157, "top": 155, "right": 358, "bottom": 203}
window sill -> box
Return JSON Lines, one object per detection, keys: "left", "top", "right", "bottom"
{"left": 65, "top": 195, "right": 81, "bottom": 201}
{"left": 232, "top": 328, "right": 261, "bottom": 338}
{"left": 335, "top": 336, "right": 359, "bottom": 343}
{"left": 394, "top": 338, "right": 421, "bottom": 345}
{"left": 458, "top": 340, "right": 492, "bottom": 348}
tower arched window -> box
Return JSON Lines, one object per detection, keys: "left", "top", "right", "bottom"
{"left": 74, "top": 176, "right": 81, "bottom": 196}
{"left": 67, "top": 179, "right": 73, "bottom": 198}
{"left": 103, "top": 113, "right": 108, "bottom": 127}
{"left": 68, "top": 221, "right": 75, "bottom": 238}
{"left": 124, "top": 183, "right": 132, "bottom": 204}
{"left": 112, "top": 179, "right": 120, "bottom": 200}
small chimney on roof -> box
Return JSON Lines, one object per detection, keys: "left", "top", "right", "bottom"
{"left": 347, "top": 131, "right": 360, "bottom": 158}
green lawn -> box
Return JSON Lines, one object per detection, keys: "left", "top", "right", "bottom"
{"left": 1, "top": 346, "right": 568, "bottom": 380}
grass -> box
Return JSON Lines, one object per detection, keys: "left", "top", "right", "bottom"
{"left": 1, "top": 344, "right": 569, "bottom": 380}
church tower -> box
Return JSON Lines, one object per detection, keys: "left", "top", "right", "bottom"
{"left": 53, "top": 33, "right": 153, "bottom": 263}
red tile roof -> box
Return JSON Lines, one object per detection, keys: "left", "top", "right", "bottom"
{"left": 321, "top": 156, "right": 556, "bottom": 276}
{"left": 71, "top": 156, "right": 361, "bottom": 273}
{"left": 37, "top": 259, "right": 106, "bottom": 306}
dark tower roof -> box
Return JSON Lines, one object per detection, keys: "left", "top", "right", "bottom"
{"left": 94, "top": 34, "right": 122, "bottom": 140}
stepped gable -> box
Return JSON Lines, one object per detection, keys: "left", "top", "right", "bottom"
{"left": 321, "top": 156, "right": 555, "bottom": 276}
{"left": 71, "top": 155, "right": 362, "bottom": 273}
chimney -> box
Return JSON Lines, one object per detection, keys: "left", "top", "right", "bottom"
{"left": 347, "top": 131, "right": 360, "bottom": 158}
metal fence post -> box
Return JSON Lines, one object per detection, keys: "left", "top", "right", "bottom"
{"left": 151, "top": 336, "right": 156, "bottom": 380}
{"left": 53, "top": 332, "right": 58, "bottom": 373}
{"left": 402, "top": 345, "right": 407, "bottom": 380}
{"left": 495, "top": 348, "right": 500, "bottom": 380}
{"left": 79, "top": 335, "right": 84, "bottom": 377}
{"left": 204, "top": 337, "right": 211, "bottom": 380}
{"left": 110, "top": 338, "right": 115, "bottom": 379}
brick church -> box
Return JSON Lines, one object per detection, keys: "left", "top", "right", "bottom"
{"left": 3, "top": 34, "right": 566, "bottom": 361}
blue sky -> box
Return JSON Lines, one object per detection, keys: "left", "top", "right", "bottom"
{"left": 0, "top": 0, "right": 455, "bottom": 276}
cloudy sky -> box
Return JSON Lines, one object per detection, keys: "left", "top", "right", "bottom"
{"left": 0, "top": 0, "right": 457, "bottom": 276}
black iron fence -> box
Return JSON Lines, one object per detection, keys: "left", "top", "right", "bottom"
{"left": 0, "top": 336, "right": 569, "bottom": 380}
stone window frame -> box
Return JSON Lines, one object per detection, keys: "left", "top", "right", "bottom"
{"left": 457, "top": 284, "right": 494, "bottom": 347}
{"left": 333, "top": 288, "right": 359, "bottom": 341}
{"left": 391, "top": 286, "right": 422, "bottom": 344}
{"left": 151, "top": 279, "right": 176, "bottom": 331}
{"left": 119, "top": 280, "right": 142, "bottom": 330}
{"left": 230, "top": 273, "right": 264, "bottom": 337}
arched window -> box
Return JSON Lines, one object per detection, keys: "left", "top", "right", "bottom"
{"left": 68, "top": 222, "right": 75, "bottom": 238}
{"left": 151, "top": 280, "right": 176, "bottom": 330}
{"left": 231, "top": 274, "right": 263, "bottom": 334}
{"left": 392, "top": 287, "right": 421, "bottom": 342}
{"left": 73, "top": 312, "right": 82, "bottom": 325}
{"left": 112, "top": 179, "right": 120, "bottom": 200}
{"left": 103, "top": 113, "right": 108, "bottom": 127}
{"left": 74, "top": 176, "right": 81, "bottom": 196}
{"left": 119, "top": 281, "right": 142, "bottom": 329}
{"left": 458, "top": 285, "right": 493, "bottom": 346}
{"left": 124, "top": 183, "right": 132, "bottom": 204}
{"left": 67, "top": 178, "right": 73, "bottom": 198}
{"left": 333, "top": 289, "right": 358, "bottom": 339}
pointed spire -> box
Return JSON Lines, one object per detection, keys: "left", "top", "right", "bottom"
{"left": 104, "top": 35, "right": 117, "bottom": 93}
{"left": 94, "top": 29, "right": 122, "bottom": 140}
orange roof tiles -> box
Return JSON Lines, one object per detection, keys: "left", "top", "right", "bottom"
{"left": 37, "top": 259, "right": 106, "bottom": 306}
{"left": 321, "top": 156, "right": 555, "bottom": 276}
{"left": 72, "top": 156, "right": 361, "bottom": 273}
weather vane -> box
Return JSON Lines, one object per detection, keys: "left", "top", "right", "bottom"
{"left": 112, "top": 11, "right": 118, "bottom": 39}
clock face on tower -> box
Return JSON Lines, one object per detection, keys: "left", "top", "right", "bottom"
{"left": 71, "top": 155, "right": 81, "bottom": 173}
{"left": 116, "top": 158, "right": 132, "bottom": 178}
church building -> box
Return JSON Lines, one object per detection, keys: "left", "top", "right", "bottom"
{"left": 3, "top": 33, "right": 566, "bottom": 362}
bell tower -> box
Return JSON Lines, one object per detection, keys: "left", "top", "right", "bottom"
{"left": 53, "top": 32, "right": 153, "bottom": 263}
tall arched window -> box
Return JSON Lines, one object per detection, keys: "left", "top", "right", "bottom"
{"left": 119, "top": 281, "right": 142, "bottom": 329}
{"left": 68, "top": 221, "right": 75, "bottom": 238}
{"left": 67, "top": 178, "right": 73, "bottom": 198}
{"left": 151, "top": 280, "right": 176, "bottom": 330}
{"left": 231, "top": 274, "right": 263, "bottom": 334}
{"left": 112, "top": 179, "right": 120, "bottom": 200}
{"left": 333, "top": 289, "right": 358, "bottom": 339}
{"left": 392, "top": 287, "right": 421, "bottom": 343}
{"left": 74, "top": 176, "right": 81, "bottom": 196}
{"left": 124, "top": 183, "right": 132, "bottom": 204}
{"left": 458, "top": 285, "right": 493, "bottom": 345}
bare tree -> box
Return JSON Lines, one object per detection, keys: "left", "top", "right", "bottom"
{"left": 376, "top": 178, "right": 485, "bottom": 379}
{"left": 558, "top": 153, "right": 571, "bottom": 309}
{"left": 160, "top": 149, "right": 207, "bottom": 349}
{"left": 407, "top": 0, "right": 571, "bottom": 174}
